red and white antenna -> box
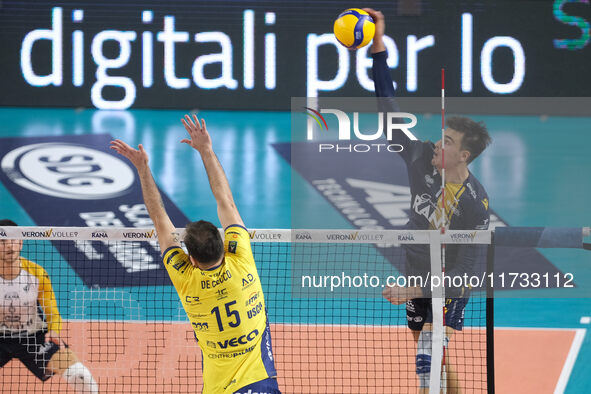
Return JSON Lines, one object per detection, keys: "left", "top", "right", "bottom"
{"left": 440, "top": 68, "right": 448, "bottom": 391}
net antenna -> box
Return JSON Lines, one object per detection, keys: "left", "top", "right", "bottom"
{"left": 431, "top": 67, "right": 448, "bottom": 393}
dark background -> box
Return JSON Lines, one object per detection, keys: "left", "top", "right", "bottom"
{"left": 1, "top": 0, "right": 589, "bottom": 110}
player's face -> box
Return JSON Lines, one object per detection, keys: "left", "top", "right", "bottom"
{"left": 432, "top": 128, "right": 470, "bottom": 170}
{"left": 0, "top": 239, "right": 23, "bottom": 266}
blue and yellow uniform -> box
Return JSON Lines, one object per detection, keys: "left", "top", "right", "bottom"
{"left": 162, "top": 225, "right": 277, "bottom": 394}
{"left": 373, "top": 50, "right": 490, "bottom": 329}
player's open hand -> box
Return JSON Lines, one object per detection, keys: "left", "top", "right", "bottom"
{"left": 181, "top": 114, "right": 212, "bottom": 153}
{"left": 110, "top": 139, "right": 149, "bottom": 169}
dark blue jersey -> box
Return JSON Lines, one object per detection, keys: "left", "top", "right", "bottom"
{"left": 372, "top": 51, "right": 490, "bottom": 294}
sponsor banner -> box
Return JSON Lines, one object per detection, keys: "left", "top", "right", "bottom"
{"left": 442, "top": 230, "right": 492, "bottom": 245}
{"left": 247, "top": 229, "right": 289, "bottom": 242}
{"left": 0, "top": 134, "right": 190, "bottom": 288}
{"left": 0, "top": 226, "right": 484, "bottom": 245}
{"left": 273, "top": 141, "right": 562, "bottom": 288}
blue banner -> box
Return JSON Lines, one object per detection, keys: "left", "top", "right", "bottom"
{"left": 0, "top": 134, "right": 190, "bottom": 288}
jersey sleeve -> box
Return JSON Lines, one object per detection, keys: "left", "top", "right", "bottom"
{"left": 23, "top": 260, "right": 62, "bottom": 333}
{"left": 162, "top": 246, "right": 193, "bottom": 293}
{"left": 224, "top": 225, "right": 254, "bottom": 264}
{"left": 372, "top": 50, "right": 426, "bottom": 164}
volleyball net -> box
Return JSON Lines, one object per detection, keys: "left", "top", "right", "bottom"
{"left": 0, "top": 226, "right": 588, "bottom": 393}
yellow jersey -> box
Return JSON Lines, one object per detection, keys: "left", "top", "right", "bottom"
{"left": 162, "top": 225, "right": 276, "bottom": 394}
{"left": 0, "top": 258, "right": 62, "bottom": 336}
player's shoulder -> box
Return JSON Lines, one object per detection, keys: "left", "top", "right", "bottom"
{"left": 162, "top": 245, "right": 188, "bottom": 264}
{"left": 463, "top": 173, "right": 490, "bottom": 224}
{"left": 225, "top": 224, "right": 249, "bottom": 237}
{"left": 20, "top": 258, "right": 50, "bottom": 280}
{"left": 464, "top": 173, "right": 488, "bottom": 201}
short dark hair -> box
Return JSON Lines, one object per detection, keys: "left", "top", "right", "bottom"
{"left": 446, "top": 116, "right": 492, "bottom": 164}
{"left": 0, "top": 219, "right": 17, "bottom": 226}
{"left": 183, "top": 220, "right": 224, "bottom": 265}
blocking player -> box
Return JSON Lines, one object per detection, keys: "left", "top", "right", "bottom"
{"left": 364, "top": 9, "right": 492, "bottom": 394}
{"left": 110, "top": 115, "right": 279, "bottom": 394}
{"left": 0, "top": 219, "right": 99, "bottom": 393}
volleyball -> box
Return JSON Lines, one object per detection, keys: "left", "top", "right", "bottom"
{"left": 333, "top": 8, "right": 375, "bottom": 49}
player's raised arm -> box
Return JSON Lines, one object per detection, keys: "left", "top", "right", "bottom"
{"left": 365, "top": 8, "right": 423, "bottom": 163}
{"left": 110, "top": 140, "right": 180, "bottom": 252}
{"left": 181, "top": 114, "right": 244, "bottom": 230}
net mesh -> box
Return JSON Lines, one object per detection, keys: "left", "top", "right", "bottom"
{"left": 0, "top": 228, "right": 491, "bottom": 393}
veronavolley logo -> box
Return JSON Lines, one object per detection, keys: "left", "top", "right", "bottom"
{"left": 1, "top": 143, "right": 134, "bottom": 199}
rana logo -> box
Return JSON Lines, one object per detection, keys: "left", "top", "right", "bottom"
{"left": 1, "top": 143, "right": 134, "bottom": 199}
{"left": 295, "top": 231, "right": 312, "bottom": 240}
{"left": 397, "top": 233, "right": 415, "bottom": 241}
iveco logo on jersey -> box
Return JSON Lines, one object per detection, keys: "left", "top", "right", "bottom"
{"left": 1, "top": 143, "right": 134, "bottom": 199}
{"left": 217, "top": 329, "right": 259, "bottom": 349}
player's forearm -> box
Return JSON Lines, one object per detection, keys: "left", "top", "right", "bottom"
{"left": 137, "top": 165, "right": 168, "bottom": 225}
{"left": 372, "top": 51, "right": 396, "bottom": 98}
{"left": 371, "top": 35, "right": 386, "bottom": 54}
{"left": 199, "top": 148, "right": 235, "bottom": 206}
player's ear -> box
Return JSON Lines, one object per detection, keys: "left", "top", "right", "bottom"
{"left": 461, "top": 149, "right": 471, "bottom": 163}
{"left": 188, "top": 255, "right": 199, "bottom": 268}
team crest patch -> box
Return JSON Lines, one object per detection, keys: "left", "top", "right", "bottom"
{"left": 228, "top": 241, "right": 237, "bottom": 253}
